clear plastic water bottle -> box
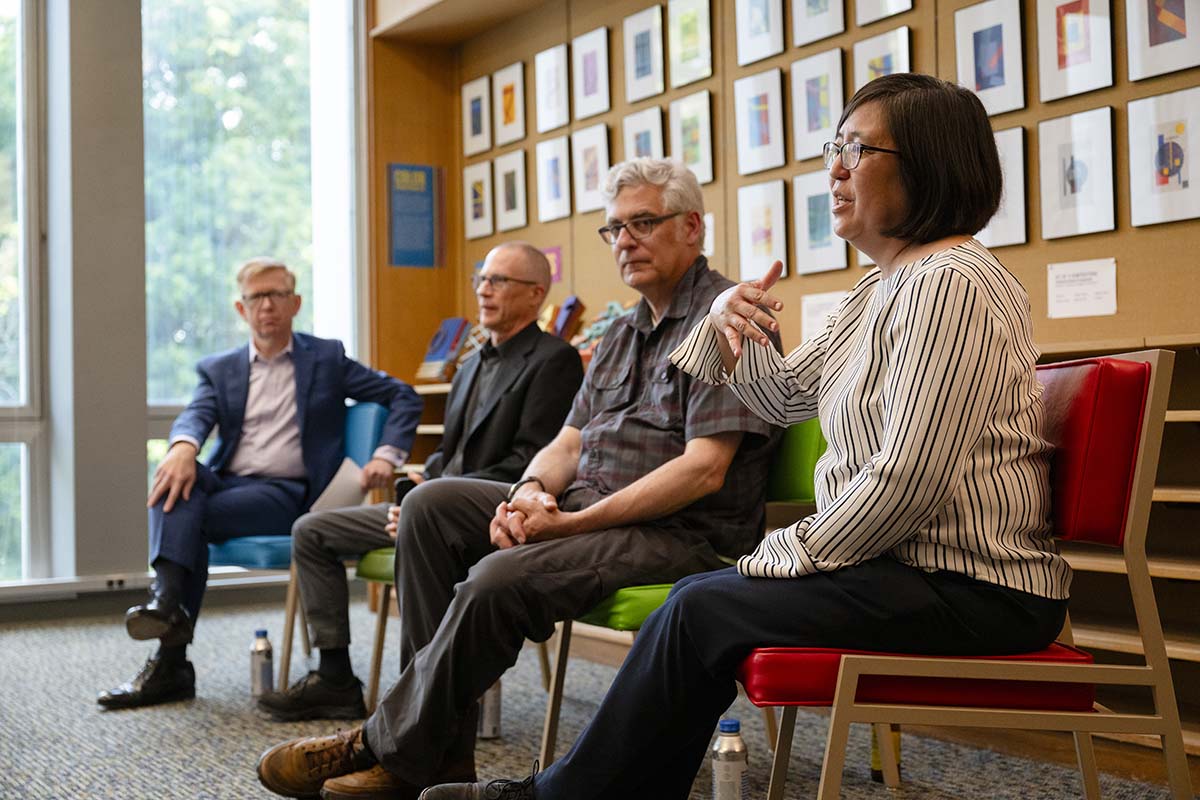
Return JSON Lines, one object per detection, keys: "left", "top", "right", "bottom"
{"left": 477, "top": 679, "right": 501, "bottom": 739}
{"left": 251, "top": 629, "right": 274, "bottom": 697}
{"left": 711, "top": 718, "right": 749, "bottom": 800}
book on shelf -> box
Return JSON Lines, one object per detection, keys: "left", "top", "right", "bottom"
{"left": 415, "top": 317, "right": 470, "bottom": 382}
{"left": 552, "top": 295, "right": 586, "bottom": 340}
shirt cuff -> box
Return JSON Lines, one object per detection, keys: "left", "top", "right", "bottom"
{"left": 669, "top": 317, "right": 731, "bottom": 385}
{"left": 169, "top": 435, "right": 201, "bottom": 452}
{"left": 372, "top": 445, "right": 409, "bottom": 468}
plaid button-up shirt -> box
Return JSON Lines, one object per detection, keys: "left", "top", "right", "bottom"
{"left": 562, "top": 257, "right": 781, "bottom": 558}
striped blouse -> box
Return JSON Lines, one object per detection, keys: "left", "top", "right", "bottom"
{"left": 670, "top": 240, "right": 1071, "bottom": 599}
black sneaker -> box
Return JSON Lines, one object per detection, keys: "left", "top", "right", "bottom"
{"left": 256, "top": 671, "right": 367, "bottom": 722}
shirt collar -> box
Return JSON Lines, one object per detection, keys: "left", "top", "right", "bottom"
{"left": 488, "top": 320, "right": 541, "bottom": 361}
{"left": 631, "top": 255, "right": 707, "bottom": 334}
{"left": 249, "top": 336, "right": 295, "bottom": 364}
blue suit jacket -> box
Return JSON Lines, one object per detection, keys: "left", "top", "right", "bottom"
{"left": 169, "top": 333, "right": 423, "bottom": 508}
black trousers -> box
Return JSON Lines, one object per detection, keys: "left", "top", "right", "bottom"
{"left": 534, "top": 561, "right": 1067, "bottom": 800}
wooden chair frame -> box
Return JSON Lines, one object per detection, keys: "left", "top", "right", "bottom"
{"left": 762, "top": 350, "right": 1193, "bottom": 800}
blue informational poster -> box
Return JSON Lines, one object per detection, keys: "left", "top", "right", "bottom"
{"left": 389, "top": 163, "right": 441, "bottom": 267}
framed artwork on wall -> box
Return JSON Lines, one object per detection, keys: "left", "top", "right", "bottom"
{"left": 735, "top": 0, "right": 784, "bottom": 66}
{"left": 536, "top": 136, "right": 571, "bottom": 222}
{"left": 737, "top": 179, "right": 788, "bottom": 281}
{"left": 462, "top": 76, "right": 491, "bottom": 156}
{"left": 793, "top": 0, "right": 845, "bottom": 47}
{"left": 535, "top": 45, "right": 569, "bottom": 134}
{"left": 800, "top": 290, "right": 848, "bottom": 343}
{"left": 668, "top": 0, "right": 712, "bottom": 88}
{"left": 1126, "top": 0, "right": 1200, "bottom": 81}
{"left": 734, "top": 68, "right": 785, "bottom": 175}
{"left": 572, "top": 27, "right": 610, "bottom": 120}
{"left": 791, "top": 48, "right": 843, "bottom": 162}
{"left": 853, "top": 26, "right": 910, "bottom": 90}
{"left": 669, "top": 89, "right": 714, "bottom": 184}
{"left": 792, "top": 170, "right": 847, "bottom": 274}
{"left": 1038, "top": 106, "right": 1114, "bottom": 239}
{"left": 493, "top": 150, "right": 527, "bottom": 232}
{"left": 955, "top": 0, "right": 1024, "bottom": 116}
{"left": 623, "top": 107, "right": 665, "bottom": 160}
{"left": 1128, "top": 86, "right": 1200, "bottom": 227}
{"left": 1036, "top": 0, "right": 1113, "bottom": 102}
{"left": 492, "top": 62, "right": 525, "bottom": 146}
{"left": 976, "top": 126, "right": 1027, "bottom": 247}
{"left": 857, "top": 0, "right": 911, "bottom": 27}
{"left": 463, "top": 161, "right": 493, "bottom": 239}
{"left": 625, "top": 6, "right": 665, "bottom": 103}
{"left": 571, "top": 123, "right": 610, "bottom": 213}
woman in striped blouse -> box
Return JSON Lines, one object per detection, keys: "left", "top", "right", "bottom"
{"left": 420, "top": 74, "right": 1069, "bottom": 800}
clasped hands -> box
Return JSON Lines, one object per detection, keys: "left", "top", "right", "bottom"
{"left": 708, "top": 259, "right": 785, "bottom": 360}
{"left": 490, "top": 488, "right": 576, "bottom": 549}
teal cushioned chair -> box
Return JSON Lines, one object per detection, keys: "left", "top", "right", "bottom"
{"left": 207, "top": 400, "right": 389, "bottom": 689}
{"left": 538, "top": 418, "right": 827, "bottom": 766}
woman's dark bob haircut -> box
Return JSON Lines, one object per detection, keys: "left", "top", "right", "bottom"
{"left": 838, "top": 73, "right": 1002, "bottom": 244}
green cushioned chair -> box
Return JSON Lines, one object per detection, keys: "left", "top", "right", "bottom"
{"left": 539, "top": 419, "right": 828, "bottom": 767}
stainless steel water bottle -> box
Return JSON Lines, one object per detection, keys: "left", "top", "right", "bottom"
{"left": 477, "top": 679, "right": 501, "bottom": 739}
{"left": 711, "top": 718, "right": 749, "bottom": 800}
{"left": 251, "top": 629, "right": 274, "bottom": 697}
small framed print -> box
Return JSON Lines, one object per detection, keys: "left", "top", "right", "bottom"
{"left": 737, "top": 179, "right": 788, "bottom": 281}
{"left": 669, "top": 89, "right": 714, "bottom": 184}
{"left": 857, "top": 0, "right": 911, "bottom": 27}
{"left": 571, "top": 123, "right": 610, "bottom": 213}
{"left": 668, "top": 0, "right": 712, "bottom": 88}
{"left": 791, "top": 49, "right": 843, "bottom": 162}
{"left": 853, "top": 26, "right": 910, "bottom": 90}
{"left": 492, "top": 62, "right": 525, "bottom": 146}
{"left": 623, "top": 107, "right": 664, "bottom": 160}
{"left": 793, "top": 170, "right": 847, "bottom": 274}
{"left": 493, "top": 150, "right": 527, "bottom": 232}
{"left": 793, "top": 0, "right": 845, "bottom": 47}
{"left": 736, "top": 0, "right": 784, "bottom": 66}
{"left": 1036, "top": 0, "right": 1113, "bottom": 102}
{"left": 1128, "top": 87, "right": 1200, "bottom": 227}
{"left": 536, "top": 136, "right": 571, "bottom": 222}
{"left": 1038, "top": 106, "right": 1114, "bottom": 240}
{"left": 572, "top": 27, "right": 610, "bottom": 120}
{"left": 462, "top": 76, "right": 491, "bottom": 156}
{"left": 976, "top": 126, "right": 1027, "bottom": 247}
{"left": 535, "top": 45, "right": 570, "bottom": 134}
{"left": 955, "top": 0, "right": 1024, "bottom": 116}
{"left": 734, "top": 68, "right": 785, "bottom": 176}
{"left": 624, "top": 6, "right": 665, "bottom": 103}
{"left": 463, "top": 161, "right": 493, "bottom": 239}
{"left": 1127, "top": 0, "right": 1200, "bottom": 81}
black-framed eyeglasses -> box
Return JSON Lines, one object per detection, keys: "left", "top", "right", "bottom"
{"left": 241, "top": 289, "right": 294, "bottom": 306}
{"left": 472, "top": 273, "right": 540, "bottom": 291}
{"left": 597, "top": 212, "right": 681, "bottom": 245}
{"left": 822, "top": 141, "right": 902, "bottom": 171}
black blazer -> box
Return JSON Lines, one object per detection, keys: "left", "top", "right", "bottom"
{"left": 423, "top": 324, "right": 584, "bottom": 483}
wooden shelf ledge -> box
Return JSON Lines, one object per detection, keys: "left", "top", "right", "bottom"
{"left": 1165, "top": 410, "right": 1200, "bottom": 423}
{"left": 414, "top": 383, "right": 452, "bottom": 396}
{"left": 1153, "top": 486, "right": 1200, "bottom": 504}
{"left": 1062, "top": 549, "right": 1200, "bottom": 581}
{"left": 1071, "top": 622, "right": 1200, "bottom": 663}
{"left": 416, "top": 424, "right": 445, "bottom": 435}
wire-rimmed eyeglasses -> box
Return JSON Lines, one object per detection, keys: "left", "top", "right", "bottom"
{"left": 597, "top": 212, "right": 681, "bottom": 245}
{"left": 822, "top": 141, "right": 902, "bottom": 171}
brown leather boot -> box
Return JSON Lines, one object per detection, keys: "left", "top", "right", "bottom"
{"left": 319, "top": 764, "right": 421, "bottom": 800}
{"left": 257, "top": 727, "right": 374, "bottom": 798}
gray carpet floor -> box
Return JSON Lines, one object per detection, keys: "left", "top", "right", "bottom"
{"left": 0, "top": 597, "right": 1179, "bottom": 799}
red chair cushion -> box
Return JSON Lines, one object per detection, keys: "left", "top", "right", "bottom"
{"left": 737, "top": 644, "right": 1095, "bottom": 711}
{"left": 1036, "top": 358, "right": 1149, "bottom": 546}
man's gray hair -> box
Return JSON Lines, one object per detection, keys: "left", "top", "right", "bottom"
{"left": 602, "top": 159, "right": 706, "bottom": 240}
{"left": 236, "top": 257, "right": 296, "bottom": 292}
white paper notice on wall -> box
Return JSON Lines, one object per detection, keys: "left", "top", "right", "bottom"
{"left": 1046, "top": 258, "right": 1117, "bottom": 319}
{"left": 703, "top": 212, "right": 715, "bottom": 257}
{"left": 800, "top": 290, "right": 848, "bottom": 343}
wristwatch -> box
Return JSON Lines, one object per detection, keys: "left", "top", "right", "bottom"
{"left": 507, "top": 476, "right": 544, "bottom": 502}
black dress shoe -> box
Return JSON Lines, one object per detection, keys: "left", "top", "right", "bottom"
{"left": 256, "top": 671, "right": 368, "bottom": 722}
{"left": 97, "top": 655, "right": 195, "bottom": 709}
{"left": 125, "top": 590, "right": 193, "bottom": 646}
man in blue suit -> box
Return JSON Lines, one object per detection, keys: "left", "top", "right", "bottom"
{"left": 98, "top": 257, "right": 422, "bottom": 710}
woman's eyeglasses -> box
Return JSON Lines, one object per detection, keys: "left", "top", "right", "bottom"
{"left": 822, "top": 141, "right": 902, "bottom": 171}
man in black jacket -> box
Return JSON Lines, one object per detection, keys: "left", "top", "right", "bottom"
{"left": 256, "top": 242, "right": 583, "bottom": 721}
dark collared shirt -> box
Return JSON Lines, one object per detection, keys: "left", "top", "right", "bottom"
{"left": 563, "top": 257, "right": 781, "bottom": 558}
{"left": 442, "top": 322, "right": 540, "bottom": 477}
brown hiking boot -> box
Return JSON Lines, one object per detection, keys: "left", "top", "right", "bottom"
{"left": 257, "top": 727, "right": 374, "bottom": 798}
{"left": 320, "top": 763, "right": 421, "bottom": 799}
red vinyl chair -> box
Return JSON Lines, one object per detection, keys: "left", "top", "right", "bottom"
{"left": 737, "top": 350, "right": 1194, "bottom": 800}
